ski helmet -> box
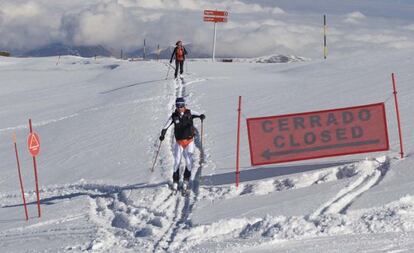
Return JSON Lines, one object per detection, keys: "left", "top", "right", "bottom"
{"left": 175, "top": 97, "right": 185, "bottom": 108}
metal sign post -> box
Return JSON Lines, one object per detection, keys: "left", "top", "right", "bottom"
{"left": 143, "top": 38, "right": 146, "bottom": 60}
{"left": 324, "top": 14, "right": 327, "bottom": 59}
{"left": 203, "top": 10, "right": 229, "bottom": 62}
{"left": 212, "top": 22, "right": 217, "bottom": 62}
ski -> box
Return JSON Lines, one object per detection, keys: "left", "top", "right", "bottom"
{"left": 168, "top": 181, "right": 190, "bottom": 196}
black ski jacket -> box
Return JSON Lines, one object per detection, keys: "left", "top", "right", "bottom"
{"left": 162, "top": 109, "right": 202, "bottom": 140}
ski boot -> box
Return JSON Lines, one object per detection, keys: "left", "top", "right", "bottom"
{"left": 179, "top": 74, "right": 185, "bottom": 84}
{"left": 172, "top": 170, "right": 179, "bottom": 193}
{"left": 182, "top": 167, "right": 191, "bottom": 196}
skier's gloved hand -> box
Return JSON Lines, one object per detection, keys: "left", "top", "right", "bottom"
{"left": 200, "top": 114, "right": 206, "bottom": 120}
{"left": 159, "top": 129, "right": 167, "bottom": 141}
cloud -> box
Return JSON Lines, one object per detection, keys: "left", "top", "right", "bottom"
{"left": 2, "top": 1, "right": 41, "bottom": 19}
{"left": 403, "top": 24, "right": 414, "bottom": 31}
{"left": 0, "top": 0, "right": 414, "bottom": 57}
{"left": 70, "top": 2, "right": 142, "bottom": 48}
{"left": 342, "top": 31, "right": 414, "bottom": 50}
{"left": 215, "top": 20, "right": 319, "bottom": 57}
{"left": 0, "top": 1, "right": 64, "bottom": 50}
{"left": 343, "top": 11, "right": 366, "bottom": 24}
{"left": 119, "top": 0, "right": 284, "bottom": 14}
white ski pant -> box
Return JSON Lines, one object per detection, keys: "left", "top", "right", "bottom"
{"left": 173, "top": 140, "right": 195, "bottom": 173}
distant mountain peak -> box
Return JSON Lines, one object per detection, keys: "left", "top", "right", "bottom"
{"left": 22, "top": 43, "right": 112, "bottom": 57}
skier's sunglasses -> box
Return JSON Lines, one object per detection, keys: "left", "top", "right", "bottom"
{"left": 176, "top": 104, "right": 185, "bottom": 108}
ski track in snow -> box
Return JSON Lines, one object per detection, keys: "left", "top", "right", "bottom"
{"left": 311, "top": 157, "right": 390, "bottom": 218}
{"left": 194, "top": 158, "right": 376, "bottom": 203}
{"left": 81, "top": 71, "right": 206, "bottom": 252}
{"left": 151, "top": 72, "right": 205, "bottom": 252}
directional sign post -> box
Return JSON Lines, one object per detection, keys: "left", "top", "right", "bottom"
{"left": 28, "top": 119, "right": 41, "bottom": 218}
{"left": 203, "top": 9, "right": 229, "bottom": 62}
{"left": 204, "top": 10, "right": 228, "bottom": 16}
{"left": 324, "top": 14, "right": 328, "bottom": 59}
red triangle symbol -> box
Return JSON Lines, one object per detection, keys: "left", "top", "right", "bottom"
{"left": 30, "top": 134, "right": 40, "bottom": 149}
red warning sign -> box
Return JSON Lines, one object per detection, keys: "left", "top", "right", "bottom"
{"left": 247, "top": 103, "right": 389, "bottom": 166}
{"left": 203, "top": 9, "right": 229, "bottom": 23}
{"left": 28, "top": 132, "right": 40, "bottom": 157}
{"left": 204, "top": 10, "right": 228, "bottom": 17}
{"left": 203, "top": 16, "right": 228, "bottom": 23}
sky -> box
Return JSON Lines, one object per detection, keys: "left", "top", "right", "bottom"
{"left": 1, "top": 0, "right": 414, "bottom": 58}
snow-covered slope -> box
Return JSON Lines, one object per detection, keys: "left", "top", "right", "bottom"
{"left": 1, "top": 47, "right": 414, "bottom": 252}
{"left": 234, "top": 54, "right": 309, "bottom": 63}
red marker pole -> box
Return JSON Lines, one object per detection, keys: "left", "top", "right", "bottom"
{"left": 29, "top": 119, "right": 41, "bottom": 217}
{"left": 236, "top": 96, "right": 242, "bottom": 188}
{"left": 391, "top": 73, "right": 404, "bottom": 159}
{"left": 13, "top": 133, "right": 29, "bottom": 221}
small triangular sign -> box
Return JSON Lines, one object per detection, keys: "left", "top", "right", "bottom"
{"left": 30, "top": 134, "right": 40, "bottom": 150}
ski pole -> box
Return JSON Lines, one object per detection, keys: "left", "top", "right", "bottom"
{"left": 200, "top": 120, "right": 204, "bottom": 163}
{"left": 198, "top": 119, "right": 205, "bottom": 187}
{"left": 200, "top": 120, "right": 204, "bottom": 149}
{"left": 168, "top": 63, "right": 176, "bottom": 70}
{"left": 165, "top": 63, "right": 171, "bottom": 80}
{"left": 150, "top": 140, "right": 162, "bottom": 172}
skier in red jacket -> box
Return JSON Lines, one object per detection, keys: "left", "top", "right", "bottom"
{"left": 170, "top": 40, "right": 188, "bottom": 79}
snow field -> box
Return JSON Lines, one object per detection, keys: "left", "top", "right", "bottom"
{"left": 1, "top": 48, "right": 414, "bottom": 252}
{"left": 183, "top": 192, "right": 414, "bottom": 253}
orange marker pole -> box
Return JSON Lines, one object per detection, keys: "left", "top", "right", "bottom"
{"left": 29, "top": 119, "right": 41, "bottom": 217}
{"left": 236, "top": 96, "right": 242, "bottom": 188}
{"left": 13, "top": 133, "right": 29, "bottom": 221}
{"left": 391, "top": 73, "right": 404, "bottom": 158}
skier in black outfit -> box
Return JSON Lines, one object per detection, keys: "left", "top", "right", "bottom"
{"left": 159, "top": 97, "right": 205, "bottom": 191}
{"left": 170, "top": 40, "right": 187, "bottom": 79}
